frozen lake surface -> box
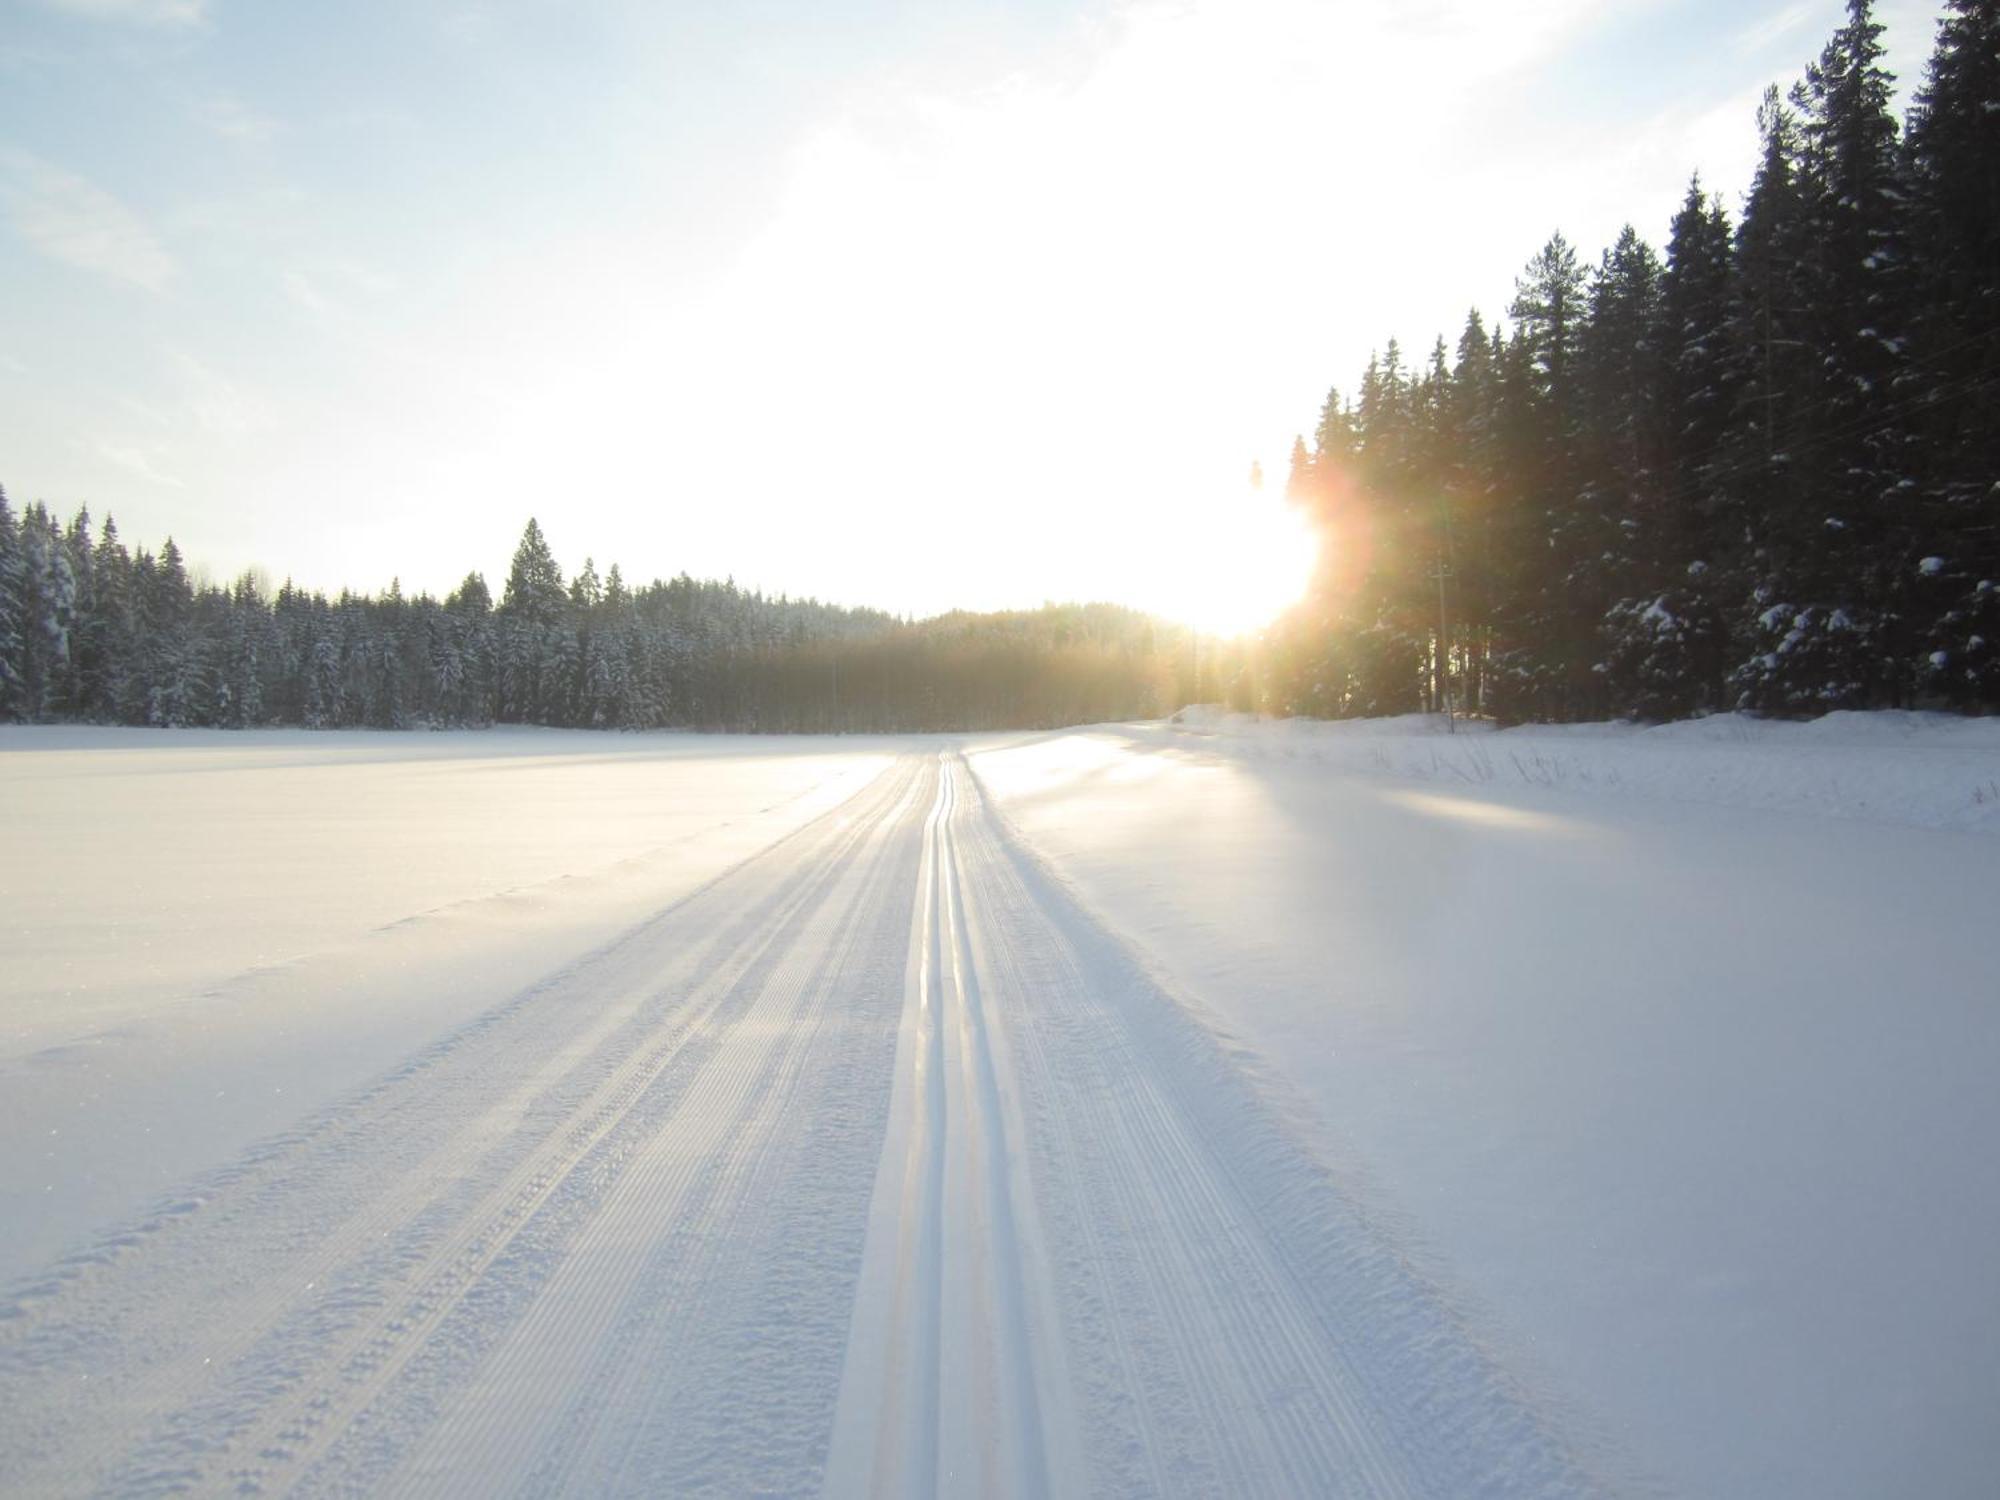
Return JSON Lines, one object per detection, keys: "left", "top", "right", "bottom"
{"left": 2, "top": 718, "right": 1995, "bottom": 1497}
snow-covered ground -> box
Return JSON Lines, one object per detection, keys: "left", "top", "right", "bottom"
{"left": 2, "top": 716, "right": 1995, "bottom": 1496}
{"left": 1154, "top": 704, "right": 2000, "bottom": 832}
{"left": 971, "top": 710, "right": 2000, "bottom": 1499}
{"left": 0, "top": 728, "right": 894, "bottom": 1280}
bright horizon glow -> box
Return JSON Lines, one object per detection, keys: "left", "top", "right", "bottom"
{"left": 0, "top": 0, "right": 1942, "bottom": 623}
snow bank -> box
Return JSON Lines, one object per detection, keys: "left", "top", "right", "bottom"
{"left": 1157, "top": 706, "right": 2000, "bottom": 832}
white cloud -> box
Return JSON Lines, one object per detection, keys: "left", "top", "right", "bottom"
{"left": 92, "top": 440, "right": 186, "bottom": 488}
{"left": 1730, "top": 2, "right": 1816, "bottom": 59}
{"left": 35, "top": 0, "right": 209, "bottom": 25}
{"left": 1, "top": 153, "right": 176, "bottom": 290}
{"left": 278, "top": 258, "right": 397, "bottom": 334}
{"left": 195, "top": 93, "right": 278, "bottom": 143}
{"left": 167, "top": 349, "right": 273, "bottom": 439}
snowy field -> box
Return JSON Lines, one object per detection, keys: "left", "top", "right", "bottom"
{"left": 1, "top": 717, "right": 1996, "bottom": 1497}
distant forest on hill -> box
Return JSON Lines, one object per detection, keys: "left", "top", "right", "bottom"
{"left": 1, "top": 0, "right": 1993, "bottom": 733}
{"left": 0, "top": 508, "right": 1195, "bottom": 731}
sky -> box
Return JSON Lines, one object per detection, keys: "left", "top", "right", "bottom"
{"left": 0, "top": 0, "right": 1946, "bottom": 634}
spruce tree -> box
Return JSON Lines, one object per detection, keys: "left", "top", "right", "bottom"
{"left": 501, "top": 519, "right": 566, "bottom": 622}
{"left": 1639, "top": 179, "right": 1739, "bottom": 711}
{"left": 1727, "top": 85, "right": 1829, "bottom": 710}
{"left": 90, "top": 518, "right": 139, "bottom": 721}
{"left": 142, "top": 538, "right": 202, "bottom": 727}
{"left": 17, "top": 503, "right": 77, "bottom": 719}
{"left": 1904, "top": 0, "right": 2000, "bottom": 703}
{"left": 1445, "top": 311, "right": 1498, "bottom": 712}
{"left": 498, "top": 520, "right": 565, "bottom": 722}
{"left": 0, "top": 488, "right": 26, "bottom": 720}
{"left": 1495, "top": 233, "right": 1590, "bottom": 719}
{"left": 1789, "top": 0, "right": 1918, "bottom": 703}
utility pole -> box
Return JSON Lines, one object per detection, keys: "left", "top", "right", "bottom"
{"left": 1433, "top": 480, "right": 1458, "bottom": 734}
{"left": 1430, "top": 558, "right": 1454, "bottom": 733}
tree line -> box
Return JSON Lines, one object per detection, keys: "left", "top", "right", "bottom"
{"left": 1267, "top": 0, "right": 1997, "bottom": 722}
{"left": 0, "top": 505, "right": 1176, "bottom": 731}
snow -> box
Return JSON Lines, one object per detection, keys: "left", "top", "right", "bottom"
{"left": 970, "top": 711, "right": 2000, "bottom": 1499}
{"left": 3, "top": 715, "right": 1996, "bottom": 1497}
{"left": 0, "top": 726, "right": 894, "bottom": 1280}
{"left": 1154, "top": 705, "right": 2000, "bottom": 833}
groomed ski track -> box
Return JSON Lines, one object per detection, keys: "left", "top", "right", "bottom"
{"left": 0, "top": 749, "right": 1598, "bottom": 1498}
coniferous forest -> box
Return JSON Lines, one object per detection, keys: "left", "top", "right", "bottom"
{"left": 1, "top": 0, "right": 1993, "bottom": 733}
{"left": 1266, "top": 0, "right": 1998, "bottom": 722}
{"left": 0, "top": 507, "right": 1174, "bottom": 732}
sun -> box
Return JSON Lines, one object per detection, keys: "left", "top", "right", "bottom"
{"left": 1143, "top": 476, "right": 1319, "bottom": 638}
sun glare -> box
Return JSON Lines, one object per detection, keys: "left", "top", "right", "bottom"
{"left": 1146, "top": 481, "right": 1319, "bottom": 639}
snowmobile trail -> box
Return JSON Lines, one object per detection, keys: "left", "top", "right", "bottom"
{"left": 0, "top": 746, "right": 1598, "bottom": 1498}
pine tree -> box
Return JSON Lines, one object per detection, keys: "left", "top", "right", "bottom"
{"left": 141, "top": 538, "right": 204, "bottom": 727}
{"left": 17, "top": 503, "right": 77, "bottom": 719}
{"left": 1727, "top": 85, "right": 1830, "bottom": 710}
{"left": 1584, "top": 224, "right": 1726, "bottom": 719}
{"left": 1904, "top": 0, "right": 2000, "bottom": 703}
{"left": 1444, "top": 312, "right": 1497, "bottom": 712}
{"left": 1789, "top": 0, "right": 1918, "bottom": 702}
{"left": 1580, "top": 227, "right": 1673, "bottom": 715}
{"left": 88, "top": 518, "right": 139, "bottom": 721}
{"left": 1494, "top": 233, "right": 1590, "bottom": 719}
{"left": 218, "top": 574, "right": 268, "bottom": 727}
{"left": 1345, "top": 342, "right": 1428, "bottom": 715}
{"left": 1615, "top": 179, "right": 1739, "bottom": 713}
{"left": 501, "top": 519, "right": 566, "bottom": 622}
{"left": 0, "top": 488, "right": 26, "bottom": 720}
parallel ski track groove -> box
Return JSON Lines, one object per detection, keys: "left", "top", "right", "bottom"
{"left": 866, "top": 755, "right": 950, "bottom": 1497}
{"left": 936, "top": 757, "right": 1053, "bottom": 1498}
{"left": 945, "top": 759, "right": 1419, "bottom": 1498}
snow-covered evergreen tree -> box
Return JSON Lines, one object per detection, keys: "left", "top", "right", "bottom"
{"left": 0, "top": 488, "right": 26, "bottom": 721}
{"left": 1904, "top": 0, "right": 2000, "bottom": 704}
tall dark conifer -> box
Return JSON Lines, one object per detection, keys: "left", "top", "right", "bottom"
{"left": 1495, "top": 234, "right": 1589, "bottom": 719}
{"left": 0, "top": 488, "right": 25, "bottom": 720}
{"left": 1905, "top": 0, "right": 2000, "bottom": 702}
{"left": 1790, "top": 0, "right": 1917, "bottom": 701}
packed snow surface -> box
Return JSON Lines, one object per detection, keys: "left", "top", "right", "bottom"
{"left": 2, "top": 716, "right": 1995, "bottom": 1497}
